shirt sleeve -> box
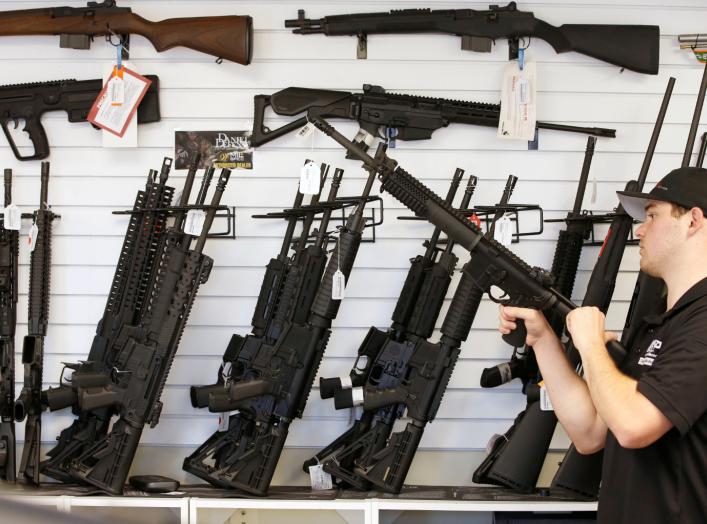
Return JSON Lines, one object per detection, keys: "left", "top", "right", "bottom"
{"left": 637, "top": 307, "right": 707, "bottom": 436}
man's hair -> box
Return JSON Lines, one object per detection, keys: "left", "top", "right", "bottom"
{"left": 670, "top": 203, "right": 690, "bottom": 217}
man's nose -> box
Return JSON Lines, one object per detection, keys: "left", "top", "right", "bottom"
{"left": 635, "top": 222, "right": 646, "bottom": 238}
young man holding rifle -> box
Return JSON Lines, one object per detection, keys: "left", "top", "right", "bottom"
{"left": 499, "top": 167, "right": 707, "bottom": 524}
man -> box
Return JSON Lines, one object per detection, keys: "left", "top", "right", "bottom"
{"left": 499, "top": 167, "right": 707, "bottom": 524}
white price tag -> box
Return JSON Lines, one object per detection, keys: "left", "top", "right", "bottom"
{"left": 300, "top": 161, "right": 321, "bottom": 195}
{"left": 540, "top": 385, "right": 554, "bottom": 411}
{"left": 332, "top": 268, "right": 346, "bottom": 299}
{"left": 87, "top": 67, "right": 152, "bottom": 138}
{"left": 3, "top": 204, "right": 21, "bottom": 230}
{"left": 108, "top": 74, "right": 125, "bottom": 106}
{"left": 296, "top": 122, "right": 315, "bottom": 139}
{"left": 493, "top": 214, "right": 514, "bottom": 246}
{"left": 184, "top": 209, "right": 206, "bottom": 236}
{"left": 308, "top": 464, "right": 333, "bottom": 491}
{"left": 217, "top": 413, "right": 230, "bottom": 432}
{"left": 498, "top": 61, "right": 537, "bottom": 141}
{"left": 340, "top": 376, "right": 353, "bottom": 389}
{"left": 28, "top": 224, "right": 38, "bottom": 252}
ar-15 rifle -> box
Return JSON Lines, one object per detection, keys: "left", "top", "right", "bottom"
{"left": 550, "top": 63, "right": 707, "bottom": 499}
{"left": 252, "top": 84, "right": 616, "bottom": 152}
{"left": 286, "top": 2, "right": 659, "bottom": 74}
{"left": 0, "top": 1, "right": 252, "bottom": 65}
{"left": 190, "top": 161, "right": 334, "bottom": 411}
{"left": 320, "top": 175, "right": 532, "bottom": 493}
{"left": 14, "top": 162, "right": 59, "bottom": 484}
{"left": 42, "top": 157, "right": 230, "bottom": 494}
{"left": 308, "top": 114, "right": 634, "bottom": 490}
{"left": 472, "top": 77, "right": 673, "bottom": 494}
{"left": 41, "top": 158, "right": 178, "bottom": 484}
{"left": 304, "top": 168, "right": 475, "bottom": 488}
{"left": 0, "top": 75, "right": 161, "bottom": 161}
{"left": 184, "top": 165, "right": 382, "bottom": 496}
{"left": 0, "top": 169, "right": 19, "bottom": 482}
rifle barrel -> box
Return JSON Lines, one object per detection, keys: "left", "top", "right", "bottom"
{"left": 682, "top": 62, "right": 707, "bottom": 167}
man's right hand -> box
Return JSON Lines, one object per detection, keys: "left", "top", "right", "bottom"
{"left": 498, "top": 305, "right": 554, "bottom": 348}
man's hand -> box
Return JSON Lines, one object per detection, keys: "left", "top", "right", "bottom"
{"left": 498, "top": 305, "right": 554, "bottom": 347}
{"left": 566, "top": 307, "right": 618, "bottom": 356}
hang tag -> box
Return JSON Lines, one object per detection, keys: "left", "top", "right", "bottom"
{"left": 300, "top": 161, "right": 321, "bottom": 195}
{"left": 108, "top": 66, "right": 125, "bottom": 106}
{"left": 498, "top": 60, "right": 537, "bottom": 141}
{"left": 308, "top": 464, "right": 333, "bottom": 491}
{"left": 590, "top": 173, "right": 598, "bottom": 208}
{"left": 87, "top": 67, "right": 152, "bottom": 137}
{"left": 184, "top": 209, "right": 207, "bottom": 236}
{"left": 217, "top": 412, "right": 235, "bottom": 432}
{"left": 540, "top": 384, "right": 554, "bottom": 411}
{"left": 332, "top": 269, "right": 346, "bottom": 299}
{"left": 297, "top": 122, "right": 315, "bottom": 139}
{"left": 3, "top": 204, "right": 21, "bottom": 230}
{"left": 493, "top": 214, "right": 514, "bottom": 246}
{"left": 28, "top": 223, "right": 39, "bottom": 252}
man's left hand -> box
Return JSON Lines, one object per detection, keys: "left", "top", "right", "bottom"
{"left": 566, "top": 307, "right": 618, "bottom": 356}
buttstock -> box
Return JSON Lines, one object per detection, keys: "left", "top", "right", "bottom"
{"left": 138, "top": 15, "right": 253, "bottom": 64}
{"left": 553, "top": 24, "right": 659, "bottom": 75}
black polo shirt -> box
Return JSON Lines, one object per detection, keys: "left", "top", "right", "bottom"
{"left": 598, "top": 276, "right": 707, "bottom": 524}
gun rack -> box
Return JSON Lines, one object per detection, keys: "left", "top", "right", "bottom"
{"left": 545, "top": 211, "right": 639, "bottom": 247}
{"left": 399, "top": 203, "right": 543, "bottom": 244}
{"left": 253, "top": 195, "right": 383, "bottom": 244}
{"left": 113, "top": 204, "right": 236, "bottom": 240}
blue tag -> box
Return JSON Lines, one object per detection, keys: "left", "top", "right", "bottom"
{"left": 518, "top": 47, "right": 525, "bottom": 71}
{"left": 386, "top": 127, "right": 398, "bottom": 148}
{"left": 116, "top": 40, "right": 122, "bottom": 70}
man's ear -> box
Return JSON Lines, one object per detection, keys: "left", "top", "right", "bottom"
{"left": 688, "top": 207, "right": 705, "bottom": 234}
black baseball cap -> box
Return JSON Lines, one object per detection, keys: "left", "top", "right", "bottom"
{"left": 616, "top": 167, "right": 707, "bottom": 221}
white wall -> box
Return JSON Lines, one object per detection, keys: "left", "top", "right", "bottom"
{"left": 2, "top": 0, "right": 705, "bottom": 487}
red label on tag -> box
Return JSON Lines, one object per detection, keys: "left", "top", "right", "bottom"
{"left": 469, "top": 213, "right": 482, "bottom": 228}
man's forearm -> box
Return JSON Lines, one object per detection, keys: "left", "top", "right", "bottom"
{"left": 534, "top": 334, "right": 606, "bottom": 447}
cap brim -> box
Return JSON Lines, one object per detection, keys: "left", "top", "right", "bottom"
{"left": 616, "top": 191, "right": 651, "bottom": 221}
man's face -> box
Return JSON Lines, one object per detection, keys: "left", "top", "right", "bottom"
{"left": 635, "top": 200, "right": 687, "bottom": 277}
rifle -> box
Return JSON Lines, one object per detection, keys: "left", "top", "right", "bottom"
{"left": 0, "top": 169, "right": 19, "bottom": 482}
{"left": 312, "top": 175, "right": 530, "bottom": 493}
{"left": 0, "top": 75, "right": 161, "bottom": 161}
{"left": 184, "top": 165, "right": 382, "bottom": 496}
{"left": 286, "top": 2, "right": 659, "bottom": 74}
{"left": 15, "top": 162, "right": 58, "bottom": 484}
{"left": 251, "top": 84, "right": 616, "bottom": 152}
{"left": 305, "top": 169, "right": 474, "bottom": 488}
{"left": 45, "top": 164, "right": 230, "bottom": 494}
{"left": 550, "top": 62, "right": 707, "bottom": 498}
{"left": 41, "top": 159, "right": 179, "bottom": 484}
{"left": 0, "top": 1, "right": 252, "bottom": 65}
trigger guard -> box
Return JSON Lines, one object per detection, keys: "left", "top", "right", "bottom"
{"left": 487, "top": 287, "right": 509, "bottom": 304}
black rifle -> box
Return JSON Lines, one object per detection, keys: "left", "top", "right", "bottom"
{"left": 15, "top": 162, "right": 57, "bottom": 484}
{"left": 49, "top": 166, "right": 230, "bottom": 494}
{"left": 473, "top": 77, "right": 673, "bottom": 495}
{"left": 0, "top": 76, "right": 161, "bottom": 161}
{"left": 184, "top": 166, "right": 381, "bottom": 496}
{"left": 550, "top": 62, "right": 707, "bottom": 498}
{"left": 308, "top": 114, "right": 643, "bottom": 489}
{"left": 313, "top": 174, "right": 527, "bottom": 493}
{"left": 189, "top": 162, "right": 334, "bottom": 411}
{"left": 41, "top": 158, "right": 177, "bottom": 484}
{"left": 305, "top": 168, "right": 475, "bottom": 488}
{"left": 251, "top": 84, "right": 616, "bottom": 152}
{"left": 286, "top": 2, "right": 659, "bottom": 74}
{"left": 472, "top": 136, "right": 598, "bottom": 491}
{"left": 0, "top": 169, "right": 19, "bottom": 482}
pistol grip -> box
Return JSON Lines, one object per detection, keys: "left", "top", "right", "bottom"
{"left": 1, "top": 115, "right": 49, "bottom": 161}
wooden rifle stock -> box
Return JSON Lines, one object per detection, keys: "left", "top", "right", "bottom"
{"left": 0, "top": 5, "right": 252, "bottom": 64}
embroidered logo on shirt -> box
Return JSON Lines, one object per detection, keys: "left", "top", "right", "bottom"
{"left": 638, "top": 339, "right": 662, "bottom": 366}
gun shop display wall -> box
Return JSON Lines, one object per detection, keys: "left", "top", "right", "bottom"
{"left": 0, "top": 0, "right": 704, "bottom": 516}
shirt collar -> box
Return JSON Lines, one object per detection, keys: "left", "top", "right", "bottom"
{"left": 644, "top": 276, "right": 707, "bottom": 325}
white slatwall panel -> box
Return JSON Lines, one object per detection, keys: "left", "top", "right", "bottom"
{"left": 1, "top": 0, "right": 705, "bottom": 486}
